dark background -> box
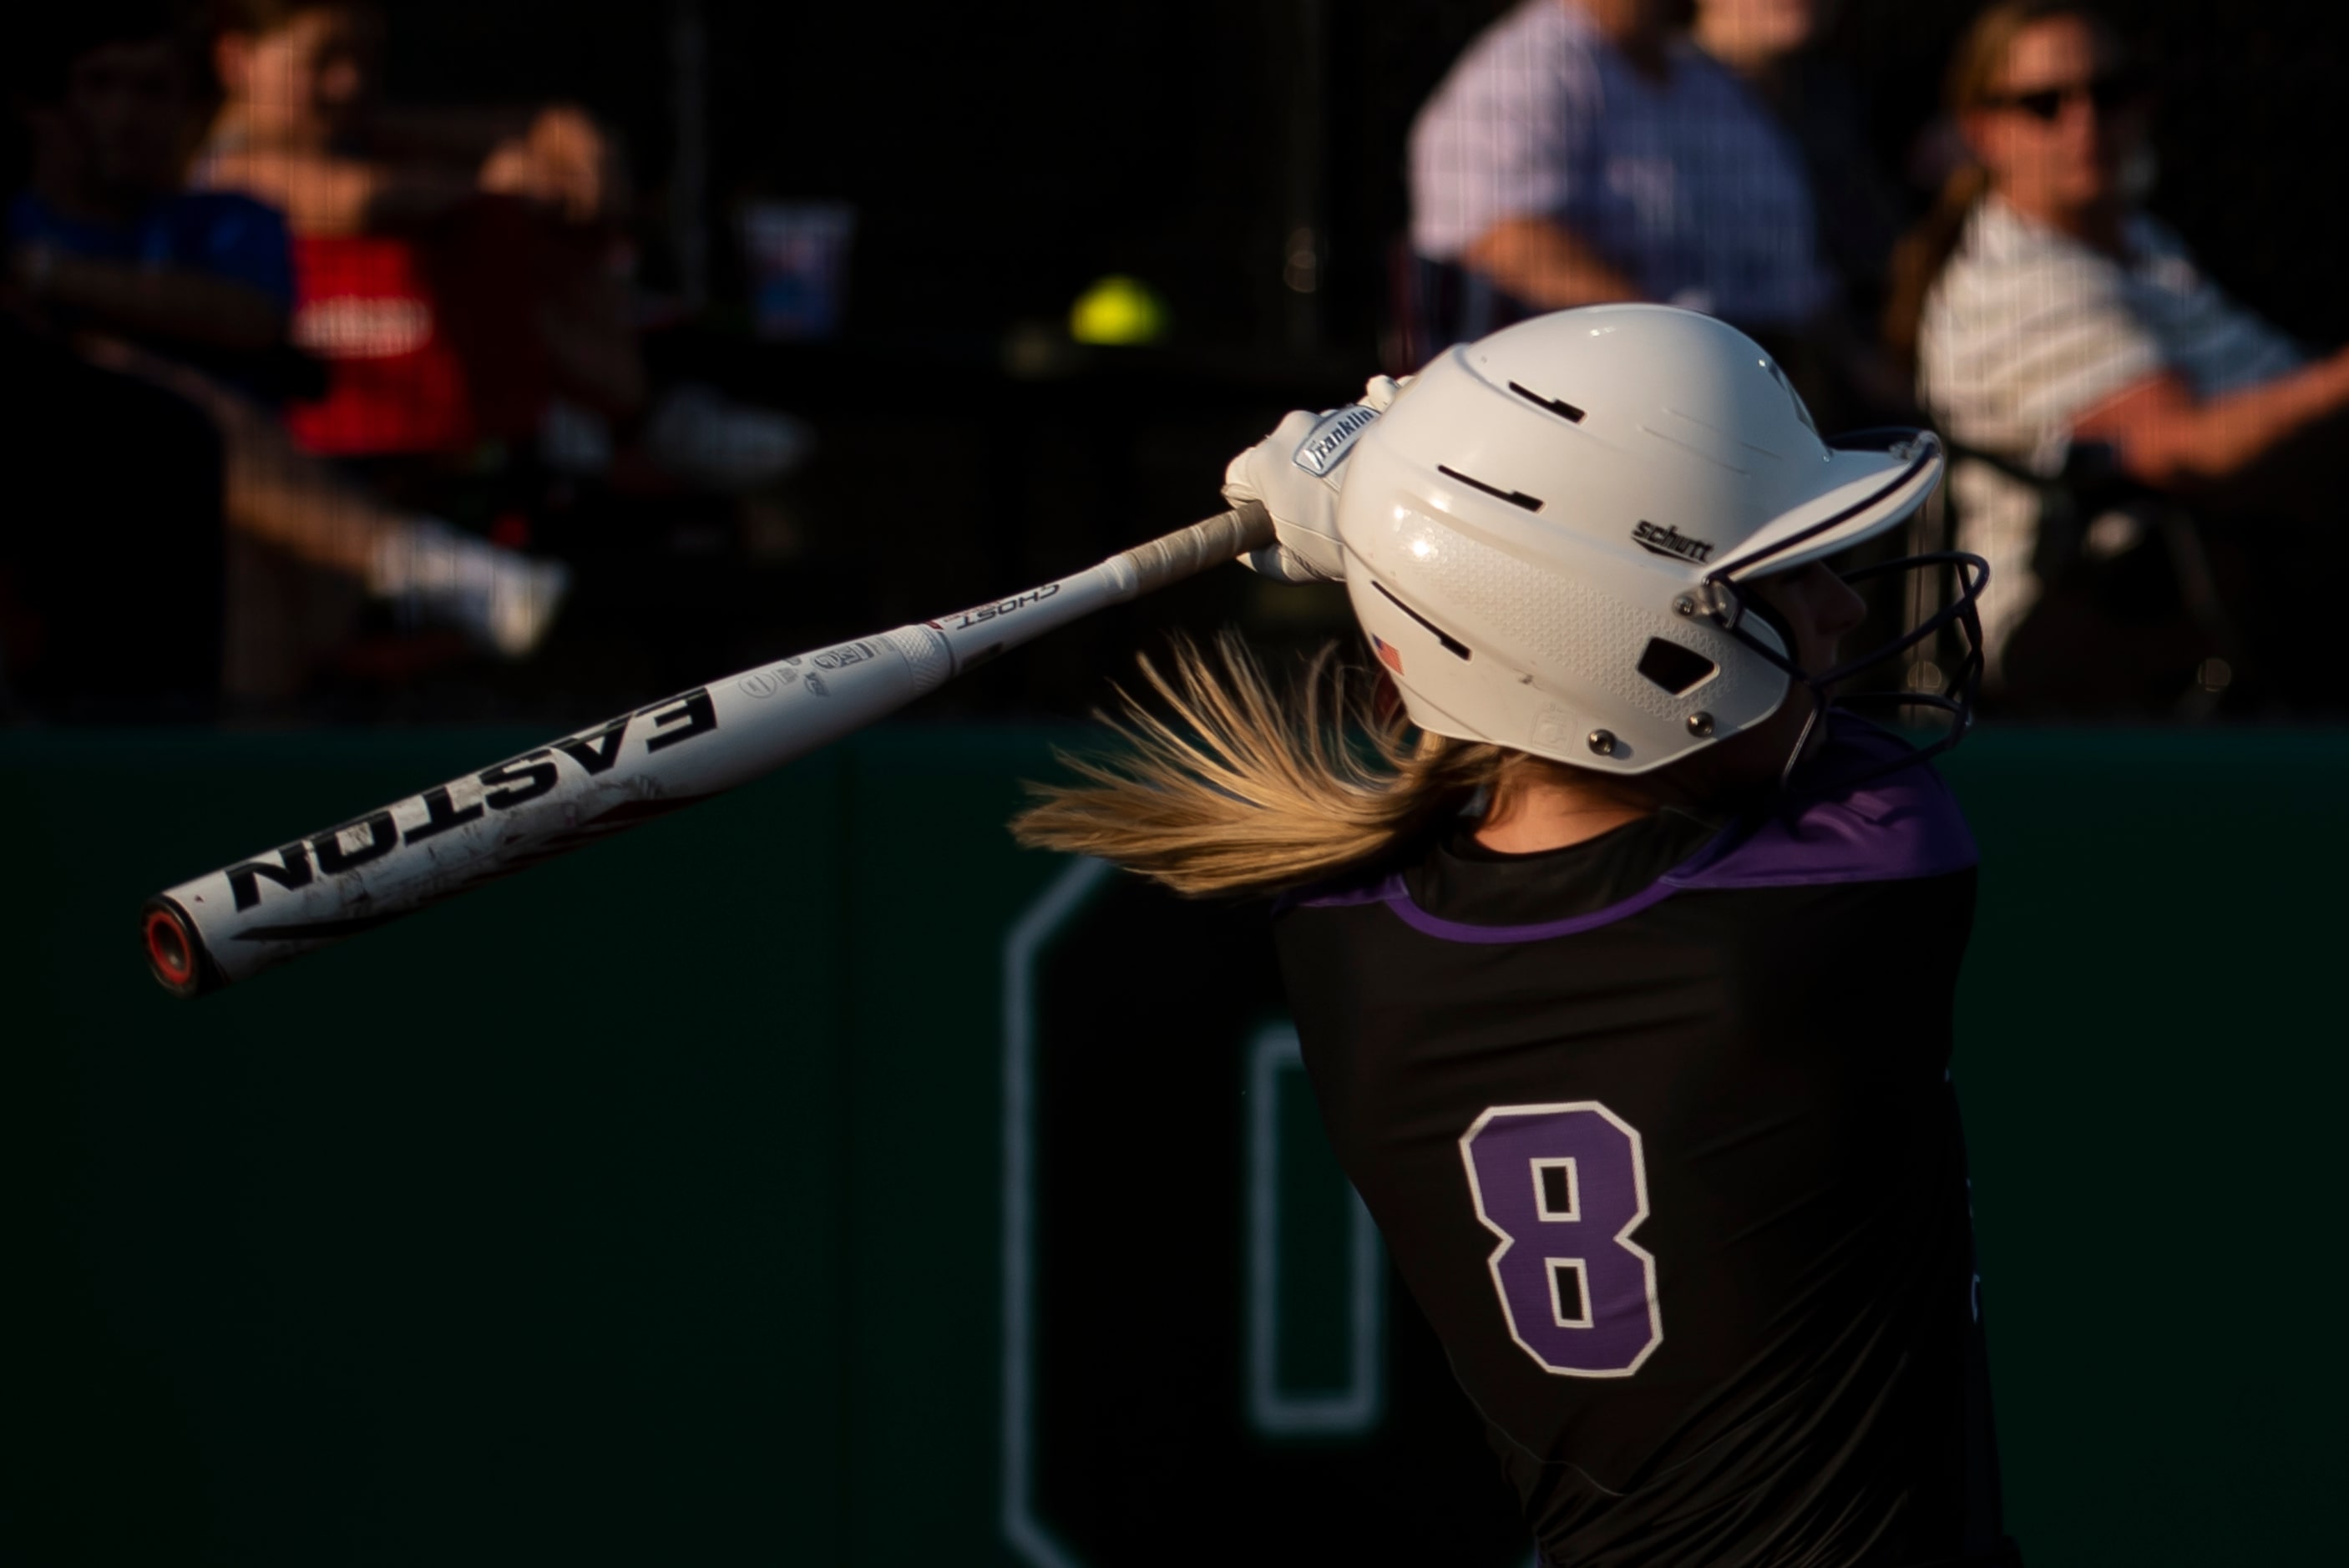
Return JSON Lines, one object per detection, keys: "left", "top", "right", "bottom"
{"left": 12, "top": 5, "right": 2349, "bottom": 1564}
{"left": 7, "top": 1, "right": 2345, "bottom": 726}
{"left": 261, "top": 0, "right": 2349, "bottom": 729}
{"left": 8, "top": 726, "right": 2346, "bottom": 1566}
{"left": 372, "top": 0, "right": 2349, "bottom": 356}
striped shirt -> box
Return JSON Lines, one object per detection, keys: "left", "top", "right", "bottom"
{"left": 1917, "top": 195, "right": 2302, "bottom": 666}
{"left": 1409, "top": 0, "right": 1828, "bottom": 330}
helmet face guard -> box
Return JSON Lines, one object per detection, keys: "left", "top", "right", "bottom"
{"left": 1698, "top": 429, "right": 1990, "bottom": 788}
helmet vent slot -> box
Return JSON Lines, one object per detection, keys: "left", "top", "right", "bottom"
{"left": 1372, "top": 581, "right": 1472, "bottom": 660}
{"left": 1435, "top": 464, "right": 1544, "bottom": 513}
{"left": 1636, "top": 638, "right": 1718, "bottom": 695}
{"left": 1506, "top": 381, "right": 1586, "bottom": 424}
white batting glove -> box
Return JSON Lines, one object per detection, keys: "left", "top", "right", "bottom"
{"left": 1223, "top": 375, "right": 1407, "bottom": 584}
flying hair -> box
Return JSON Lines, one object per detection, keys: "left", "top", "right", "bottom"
{"left": 1013, "top": 634, "right": 1554, "bottom": 897}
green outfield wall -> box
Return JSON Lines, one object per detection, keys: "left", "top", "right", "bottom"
{"left": 4, "top": 726, "right": 2342, "bottom": 1567}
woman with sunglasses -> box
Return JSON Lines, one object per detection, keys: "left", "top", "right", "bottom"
{"left": 1887, "top": 1, "right": 2349, "bottom": 707}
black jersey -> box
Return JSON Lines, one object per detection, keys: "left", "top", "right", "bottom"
{"left": 1273, "top": 719, "right": 2012, "bottom": 1568}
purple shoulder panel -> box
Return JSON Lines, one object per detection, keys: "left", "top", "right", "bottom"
{"left": 1665, "top": 719, "right": 1977, "bottom": 892}
{"left": 1277, "top": 718, "right": 1973, "bottom": 943}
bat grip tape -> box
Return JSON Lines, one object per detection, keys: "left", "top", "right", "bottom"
{"left": 1121, "top": 504, "right": 1276, "bottom": 596}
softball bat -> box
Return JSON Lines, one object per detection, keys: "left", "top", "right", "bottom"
{"left": 142, "top": 505, "right": 1274, "bottom": 998}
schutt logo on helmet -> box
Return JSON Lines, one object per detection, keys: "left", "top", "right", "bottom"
{"left": 1630, "top": 521, "right": 1715, "bottom": 564}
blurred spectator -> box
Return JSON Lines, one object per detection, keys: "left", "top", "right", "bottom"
{"left": 1, "top": 320, "right": 226, "bottom": 720}
{"left": 1407, "top": 0, "right": 1830, "bottom": 351}
{"left": 8, "top": 3, "right": 300, "bottom": 397}
{"left": 1693, "top": 2, "right": 1901, "bottom": 314}
{"left": 1890, "top": 0, "right": 2349, "bottom": 711}
{"left": 1692, "top": 0, "right": 1911, "bottom": 419}
{"left": 6, "top": 0, "right": 567, "bottom": 714}
{"left": 2, "top": 6, "right": 225, "bottom": 718}
{"left": 201, "top": 3, "right": 621, "bottom": 236}
{"left": 197, "top": 0, "right": 643, "bottom": 452}
{"left": 195, "top": 0, "right": 803, "bottom": 491}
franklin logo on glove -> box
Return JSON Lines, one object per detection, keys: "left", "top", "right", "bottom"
{"left": 1293, "top": 405, "right": 1381, "bottom": 476}
{"left": 1223, "top": 375, "right": 1409, "bottom": 584}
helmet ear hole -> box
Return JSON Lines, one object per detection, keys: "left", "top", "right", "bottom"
{"left": 1635, "top": 638, "right": 1717, "bottom": 695}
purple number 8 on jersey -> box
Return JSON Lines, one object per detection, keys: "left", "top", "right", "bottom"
{"left": 1459, "top": 1102, "right": 1662, "bottom": 1378}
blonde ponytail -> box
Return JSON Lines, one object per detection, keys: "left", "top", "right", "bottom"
{"left": 1012, "top": 634, "right": 1517, "bottom": 897}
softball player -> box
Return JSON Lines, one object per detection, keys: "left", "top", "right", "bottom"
{"left": 1016, "top": 305, "right": 2015, "bottom": 1566}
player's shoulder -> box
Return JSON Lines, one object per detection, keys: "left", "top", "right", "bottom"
{"left": 1944, "top": 200, "right": 2134, "bottom": 315}
{"left": 1444, "top": 0, "right": 1599, "bottom": 94}
{"left": 160, "top": 188, "right": 290, "bottom": 240}
{"left": 1274, "top": 717, "right": 1972, "bottom": 938}
{"left": 1666, "top": 716, "right": 1977, "bottom": 893}
{"left": 1664, "top": 31, "right": 1769, "bottom": 104}
{"left": 1475, "top": 0, "right": 1589, "bottom": 53}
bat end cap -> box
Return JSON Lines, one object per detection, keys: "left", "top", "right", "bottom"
{"left": 142, "top": 898, "right": 221, "bottom": 999}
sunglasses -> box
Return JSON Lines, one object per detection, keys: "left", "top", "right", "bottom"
{"left": 1982, "top": 69, "right": 2149, "bottom": 122}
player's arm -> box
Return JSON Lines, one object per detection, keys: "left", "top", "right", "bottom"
{"left": 13, "top": 245, "right": 286, "bottom": 354}
{"left": 1460, "top": 215, "right": 1644, "bottom": 311}
{"left": 364, "top": 103, "right": 540, "bottom": 159}
{"left": 2071, "top": 347, "right": 2349, "bottom": 493}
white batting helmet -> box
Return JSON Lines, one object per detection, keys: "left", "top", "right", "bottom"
{"left": 1334, "top": 305, "right": 1979, "bottom": 774}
